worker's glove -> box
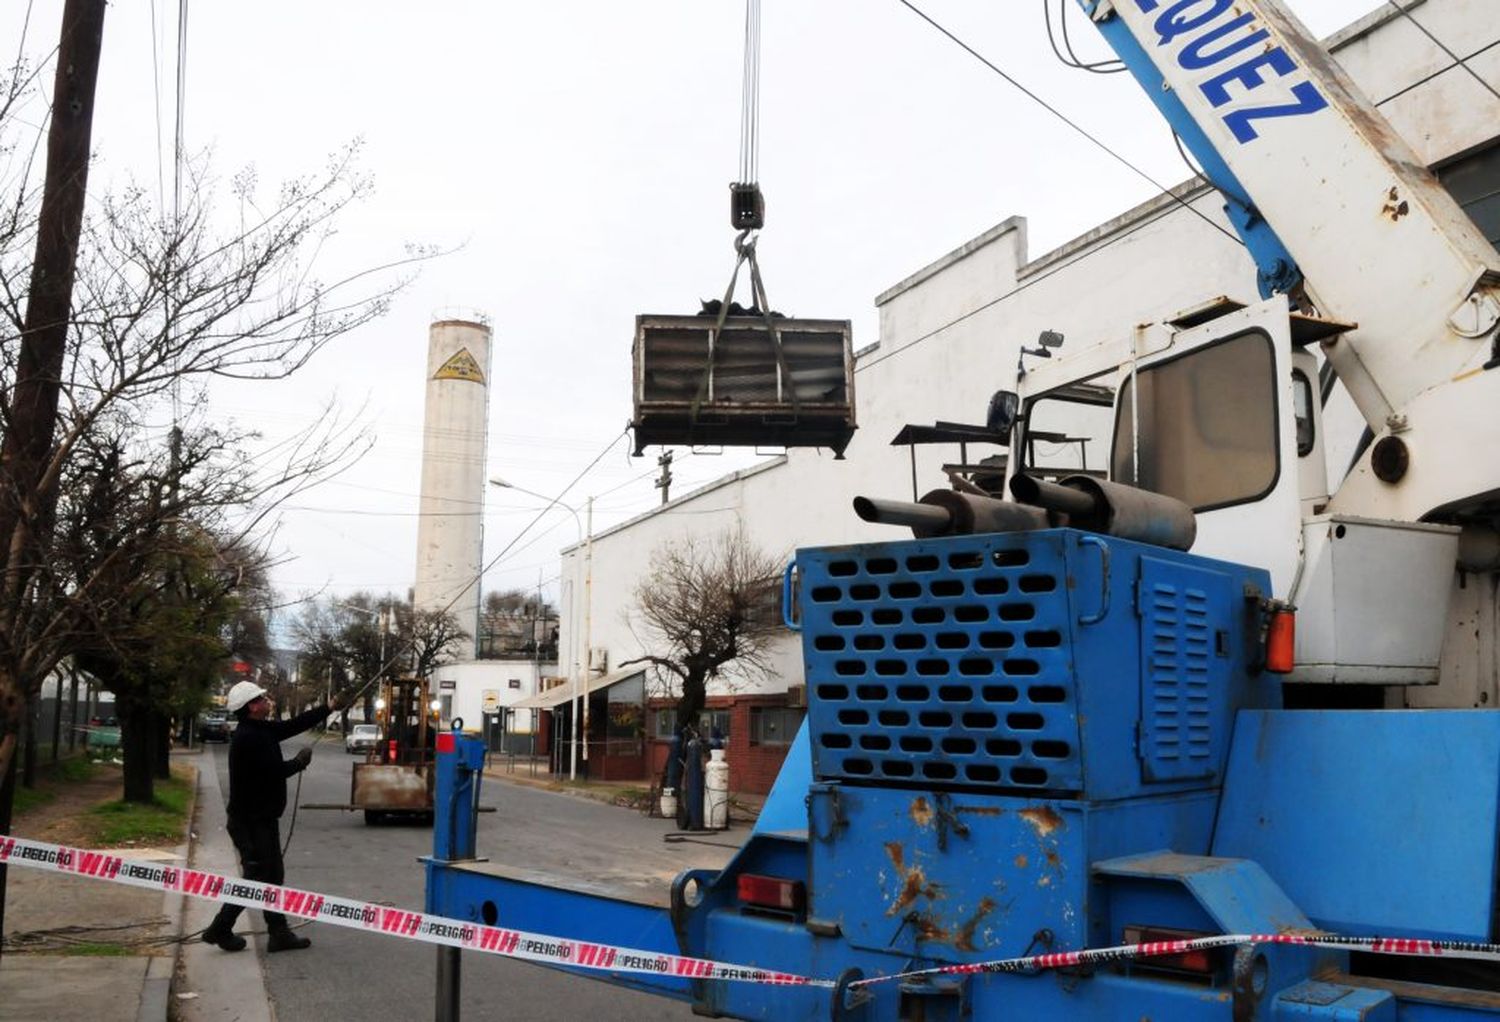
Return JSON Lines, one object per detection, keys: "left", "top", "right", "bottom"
{"left": 292, "top": 746, "right": 313, "bottom": 770}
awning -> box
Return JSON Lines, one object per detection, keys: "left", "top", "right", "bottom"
{"left": 511, "top": 668, "right": 645, "bottom": 710}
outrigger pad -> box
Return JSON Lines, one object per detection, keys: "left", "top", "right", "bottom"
{"left": 631, "top": 313, "right": 857, "bottom": 456}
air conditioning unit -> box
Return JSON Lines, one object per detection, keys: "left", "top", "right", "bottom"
{"left": 589, "top": 647, "right": 608, "bottom": 673}
{"left": 786, "top": 684, "right": 806, "bottom": 709}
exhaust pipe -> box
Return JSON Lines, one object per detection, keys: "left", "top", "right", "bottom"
{"left": 853, "top": 490, "right": 1047, "bottom": 538}
{"left": 1009, "top": 474, "right": 1195, "bottom": 551}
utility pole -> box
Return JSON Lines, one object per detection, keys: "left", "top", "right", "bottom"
{"left": 0, "top": 0, "right": 108, "bottom": 959}
{"left": 580, "top": 498, "right": 595, "bottom": 772}
{"left": 654, "top": 450, "right": 674, "bottom": 505}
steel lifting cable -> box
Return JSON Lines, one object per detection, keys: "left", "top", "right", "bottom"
{"left": 692, "top": 0, "right": 800, "bottom": 424}
{"left": 740, "top": 0, "right": 761, "bottom": 187}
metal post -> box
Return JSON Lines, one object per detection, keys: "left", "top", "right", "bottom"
{"left": 569, "top": 562, "right": 581, "bottom": 782}
{"left": 436, "top": 946, "right": 460, "bottom": 1022}
{"left": 379, "top": 607, "right": 388, "bottom": 676}
{"left": 580, "top": 497, "right": 594, "bottom": 773}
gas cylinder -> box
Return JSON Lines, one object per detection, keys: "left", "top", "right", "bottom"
{"left": 704, "top": 749, "right": 730, "bottom": 830}
{"left": 660, "top": 786, "right": 678, "bottom": 820}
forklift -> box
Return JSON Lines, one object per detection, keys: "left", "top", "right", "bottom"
{"left": 351, "top": 676, "right": 439, "bottom": 825}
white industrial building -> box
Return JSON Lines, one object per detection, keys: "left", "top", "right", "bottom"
{"left": 552, "top": 0, "right": 1499, "bottom": 791}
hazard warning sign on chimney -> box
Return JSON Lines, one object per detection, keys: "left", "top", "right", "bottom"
{"left": 433, "top": 347, "right": 485, "bottom": 384}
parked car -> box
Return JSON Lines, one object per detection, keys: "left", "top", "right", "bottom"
{"left": 200, "top": 713, "right": 232, "bottom": 743}
{"left": 346, "top": 724, "right": 380, "bottom": 755}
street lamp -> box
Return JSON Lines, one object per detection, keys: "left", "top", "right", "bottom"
{"left": 334, "top": 601, "right": 392, "bottom": 672}
{"left": 490, "top": 477, "right": 593, "bottom": 782}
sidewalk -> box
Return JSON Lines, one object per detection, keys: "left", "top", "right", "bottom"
{"left": 0, "top": 751, "right": 200, "bottom": 1022}
{"left": 0, "top": 747, "right": 274, "bottom": 1022}
{"left": 176, "top": 748, "right": 274, "bottom": 1022}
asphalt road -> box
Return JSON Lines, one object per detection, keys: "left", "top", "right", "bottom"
{"left": 210, "top": 733, "right": 732, "bottom": 1021}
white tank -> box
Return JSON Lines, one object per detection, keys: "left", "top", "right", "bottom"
{"left": 703, "top": 748, "right": 730, "bottom": 831}
{"left": 412, "top": 316, "right": 493, "bottom": 660}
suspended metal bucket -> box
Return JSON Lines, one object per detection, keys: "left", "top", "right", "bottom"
{"left": 631, "top": 312, "right": 857, "bottom": 456}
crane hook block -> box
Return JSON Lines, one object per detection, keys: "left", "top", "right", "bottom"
{"left": 730, "top": 182, "right": 765, "bottom": 231}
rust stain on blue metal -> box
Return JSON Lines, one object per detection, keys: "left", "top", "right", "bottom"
{"left": 912, "top": 897, "right": 997, "bottom": 951}
{"left": 884, "top": 841, "right": 940, "bottom": 917}
{"left": 1018, "top": 806, "right": 1064, "bottom": 837}
{"left": 955, "top": 898, "right": 997, "bottom": 951}
{"left": 954, "top": 804, "right": 1002, "bottom": 817}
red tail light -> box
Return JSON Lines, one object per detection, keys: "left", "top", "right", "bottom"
{"left": 1121, "top": 925, "right": 1217, "bottom": 976}
{"left": 1266, "top": 609, "right": 1295, "bottom": 674}
{"left": 737, "top": 874, "right": 805, "bottom": 913}
{"left": 387, "top": 739, "right": 399, "bottom": 763}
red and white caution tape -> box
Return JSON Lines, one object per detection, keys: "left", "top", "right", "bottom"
{"left": 850, "top": 932, "right": 1500, "bottom": 988}
{"left": 0, "top": 835, "right": 823, "bottom": 987}
{"left": 7, "top": 833, "right": 1500, "bottom": 991}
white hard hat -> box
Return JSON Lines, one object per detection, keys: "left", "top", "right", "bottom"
{"left": 226, "top": 680, "right": 267, "bottom": 713}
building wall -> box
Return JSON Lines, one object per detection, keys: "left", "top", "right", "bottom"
{"left": 430, "top": 658, "right": 557, "bottom": 738}
{"left": 558, "top": 0, "right": 1498, "bottom": 722}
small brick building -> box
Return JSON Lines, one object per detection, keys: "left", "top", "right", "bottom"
{"left": 646, "top": 691, "right": 805, "bottom": 796}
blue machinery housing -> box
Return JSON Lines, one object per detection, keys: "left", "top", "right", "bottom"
{"left": 425, "top": 530, "right": 1500, "bottom": 1020}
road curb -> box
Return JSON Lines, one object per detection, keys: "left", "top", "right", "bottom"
{"left": 157, "top": 750, "right": 202, "bottom": 1022}
{"left": 137, "top": 956, "right": 173, "bottom": 1022}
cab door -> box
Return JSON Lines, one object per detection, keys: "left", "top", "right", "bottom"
{"left": 1112, "top": 296, "right": 1303, "bottom": 597}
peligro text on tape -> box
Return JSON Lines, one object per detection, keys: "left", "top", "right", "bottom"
{"left": 8, "top": 834, "right": 1500, "bottom": 991}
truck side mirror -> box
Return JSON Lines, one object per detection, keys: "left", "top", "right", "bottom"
{"left": 987, "top": 390, "right": 1020, "bottom": 440}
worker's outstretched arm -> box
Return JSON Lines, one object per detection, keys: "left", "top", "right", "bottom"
{"left": 264, "top": 702, "right": 333, "bottom": 742}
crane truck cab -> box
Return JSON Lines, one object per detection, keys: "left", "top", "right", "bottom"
{"left": 994, "top": 292, "right": 1464, "bottom": 698}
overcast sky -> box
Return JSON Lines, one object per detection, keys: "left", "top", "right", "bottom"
{"left": 9, "top": 0, "right": 1385, "bottom": 625}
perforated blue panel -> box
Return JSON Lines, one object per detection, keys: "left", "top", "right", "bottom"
{"left": 798, "top": 530, "right": 1272, "bottom": 799}
{"left": 799, "top": 531, "right": 1084, "bottom": 792}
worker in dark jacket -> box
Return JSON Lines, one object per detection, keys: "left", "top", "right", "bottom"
{"left": 202, "top": 679, "right": 338, "bottom": 953}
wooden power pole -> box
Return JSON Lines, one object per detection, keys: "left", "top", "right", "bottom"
{"left": 0, "top": 0, "right": 109, "bottom": 958}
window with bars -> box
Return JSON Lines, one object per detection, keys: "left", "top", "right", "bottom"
{"left": 1439, "top": 138, "right": 1500, "bottom": 248}
{"left": 750, "top": 706, "right": 803, "bottom": 746}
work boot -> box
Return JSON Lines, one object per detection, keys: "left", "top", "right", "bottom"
{"left": 201, "top": 919, "right": 247, "bottom": 953}
{"left": 266, "top": 927, "right": 312, "bottom": 952}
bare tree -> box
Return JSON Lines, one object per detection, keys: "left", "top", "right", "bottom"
{"left": 484, "top": 588, "right": 555, "bottom": 619}
{"left": 408, "top": 608, "right": 467, "bottom": 680}
{"left": 480, "top": 587, "right": 556, "bottom": 659}
{"left": 0, "top": 137, "right": 412, "bottom": 786}
{"left": 292, "top": 592, "right": 400, "bottom": 727}
{"left": 51, "top": 413, "right": 346, "bottom": 802}
{"left": 293, "top": 597, "right": 464, "bottom": 717}
{"left": 620, "top": 529, "right": 784, "bottom": 732}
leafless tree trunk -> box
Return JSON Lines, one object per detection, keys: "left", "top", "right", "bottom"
{"left": 67, "top": 666, "right": 79, "bottom": 752}
{"left": 50, "top": 671, "right": 62, "bottom": 762}
{"left": 0, "top": 0, "right": 106, "bottom": 792}
{"left": 620, "top": 528, "right": 784, "bottom": 734}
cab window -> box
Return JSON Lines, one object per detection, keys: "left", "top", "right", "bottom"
{"left": 1111, "top": 331, "right": 1278, "bottom": 511}
{"left": 1019, "top": 380, "right": 1116, "bottom": 481}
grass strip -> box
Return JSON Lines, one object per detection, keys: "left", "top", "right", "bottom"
{"left": 11, "top": 755, "right": 98, "bottom": 818}
{"left": 84, "top": 773, "right": 192, "bottom": 846}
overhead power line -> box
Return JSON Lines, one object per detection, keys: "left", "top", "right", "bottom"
{"left": 894, "top": 0, "right": 1240, "bottom": 247}
{"left": 1385, "top": 0, "right": 1500, "bottom": 104}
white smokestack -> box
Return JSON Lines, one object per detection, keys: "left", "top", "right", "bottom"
{"left": 412, "top": 315, "right": 493, "bottom": 659}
